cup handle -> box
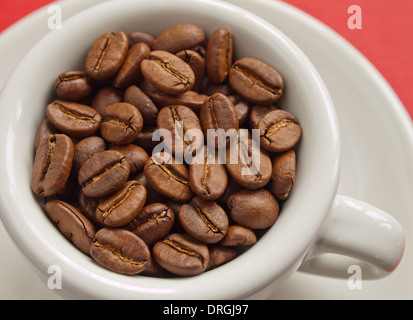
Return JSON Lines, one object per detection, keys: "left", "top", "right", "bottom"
{"left": 298, "top": 195, "right": 405, "bottom": 279}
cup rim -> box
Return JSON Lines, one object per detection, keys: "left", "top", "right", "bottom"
{"left": 0, "top": 0, "right": 340, "bottom": 299}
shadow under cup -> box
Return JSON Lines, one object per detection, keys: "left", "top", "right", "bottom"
{"left": 0, "top": 0, "right": 340, "bottom": 299}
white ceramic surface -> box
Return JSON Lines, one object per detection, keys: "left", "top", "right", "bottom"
{"left": 0, "top": 0, "right": 411, "bottom": 300}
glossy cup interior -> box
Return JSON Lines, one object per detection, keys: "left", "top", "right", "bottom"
{"left": 0, "top": 0, "right": 340, "bottom": 299}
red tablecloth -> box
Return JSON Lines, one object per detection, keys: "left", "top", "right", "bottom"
{"left": 0, "top": 0, "right": 412, "bottom": 120}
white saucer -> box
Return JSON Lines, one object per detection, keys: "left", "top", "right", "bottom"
{"left": 0, "top": 0, "right": 412, "bottom": 299}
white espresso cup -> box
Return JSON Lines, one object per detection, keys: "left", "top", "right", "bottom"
{"left": 0, "top": 0, "right": 405, "bottom": 299}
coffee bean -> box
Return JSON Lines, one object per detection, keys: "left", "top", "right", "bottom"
{"left": 229, "top": 95, "right": 250, "bottom": 127}
{"left": 34, "top": 118, "right": 58, "bottom": 151}
{"left": 78, "top": 190, "right": 102, "bottom": 226}
{"left": 176, "top": 49, "right": 205, "bottom": 92}
{"left": 78, "top": 150, "right": 130, "bottom": 197}
{"left": 133, "top": 127, "right": 159, "bottom": 154}
{"left": 207, "top": 246, "right": 237, "bottom": 270}
{"left": 189, "top": 146, "right": 228, "bottom": 201}
{"left": 100, "top": 102, "right": 143, "bottom": 145}
{"left": 201, "top": 77, "right": 234, "bottom": 96}
{"left": 46, "top": 100, "right": 102, "bottom": 138}
{"left": 200, "top": 93, "right": 239, "bottom": 148}
{"left": 126, "top": 202, "right": 175, "bottom": 245}
{"left": 149, "top": 90, "right": 208, "bottom": 115}
{"left": 220, "top": 225, "right": 257, "bottom": 246}
{"left": 124, "top": 85, "right": 158, "bottom": 127}
{"left": 257, "top": 109, "right": 302, "bottom": 152}
{"left": 127, "top": 31, "right": 155, "bottom": 48}
{"left": 144, "top": 152, "right": 192, "bottom": 202}
{"left": 31, "top": 134, "right": 74, "bottom": 197}
{"left": 152, "top": 233, "right": 209, "bottom": 276}
{"left": 91, "top": 87, "right": 124, "bottom": 116}
{"left": 94, "top": 180, "right": 146, "bottom": 227}
{"left": 152, "top": 23, "right": 205, "bottom": 53}
{"left": 270, "top": 150, "right": 296, "bottom": 200}
{"left": 225, "top": 137, "right": 272, "bottom": 190}
{"left": 248, "top": 104, "right": 279, "bottom": 129}
{"left": 45, "top": 200, "right": 95, "bottom": 254}
{"left": 131, "top": 172, "right": 164, "bottom": 204}
{"left": 229, "top": 57, "right": 284, "bottom": 105}
{"left": 54, "top": 70, "right": 93, "bottom": 102}
{"left": 205, "top": 28, "right": 233, "bottom": 84}
{"left": 90, "top": 228, "right": 150, "bottom": 275}
{"left": 85, "top": 31, "right": 129, "bottom": 80}
{"left": 141, "top": 50, "right": 195, "bottom": 95}
{"left": 156, "top": 105, "right": 203, "bottom": 157}
{"left": 113, "top": 42, "right": 151, "bottom": 88}
{"left": 179, "top": 197, "right": 229, "bottom": 243}
{"left": 73, "top": 136, "right": 106, "bottom": 172}
{"left": 109, "top": 144, "right": 149, "bottom": 176}
{"left": 227, "top": 189, "right": 279, "bottom": 229}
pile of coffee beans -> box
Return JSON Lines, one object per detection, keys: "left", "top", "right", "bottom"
{"left": 31, "top": 24, "right": 302, "bottom": 277}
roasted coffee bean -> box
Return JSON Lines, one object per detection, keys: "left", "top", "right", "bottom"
{"left": 54, "top": 70, "right": 93, "bottom": 102}
{"left": 149, "top": 90, "right": 208, "bottom": 114}
{"left": 189, "top": 146, "right": 228, "bottom": 201}
{"left": 31, "top": 134, "right": 74, "bottom": 197}
{"left": 227, "top": 189, "right": 279, "bottom": 229}
{"left": 201, "top": 77, "right": 234, "bottom": 96}
{"left": 205, "top": 28, "right": 233, "bottom": 84}
{"left": 100, "top": 102, "right": 143, "bottom": 145}
{"left": 179, "top": 197, "right": 229, "bottom": 244}
{"left": 78, "top": 150, "right": 130, "bottom": 198}
{"left": 132, "top": 171, "right": 164, "bottom": 204}
{"left": 229, "top": 95, "right": 250, "bottom": 127}
{"left": 140, "top": 256, "right": 165, "bottom": 277}
{"left": 78, "top": 190, "right": 102, "bottom": 225}
{"left": 156, "top": 105, "right": 203, "bottom": 157}
{"left": 109, "top": 144, "right": 149, "bottom": 176}
{"left": 124, "top": 85, "right": 158, "bottom": 126}
{"left": 34, "top": 118, "right": 58, "bottom": 151}
{"left": 113, "top": 42, "right": 151, "bottom": 88}
{"left": 200, "top": 93, "right": 239, "bottom": 148}
{"left": 152, "top": 23, "right": 205, "bottom": 53}
{"left": 152, "top": 233, "right": 209, "bottom": 276}
{"left": 126, "top": 202, "right": 175, "bottom": 245}
{"left": 217, "top": 175, "right": 242, "bottom": 208}
{"left": 90, "top": 228, "right": 150, "bottom": 275}
{"left": 141, "top": 50, "right": 195, "bottom": 95}
{"left": 229, "top": 57, "right": 284, "bottom": 105}
{"left": 95, "top": 180, "right": 146, "bottom": 227}
{"left": 207, "top": 246, "right": 237, "bottom": 270}
{"left": 45, "top": 200, "right": 96, "bottom": 254}
{"left": 258, "top": 109, "right": 302, "bottom": 152}
{"left": 85, "top": 31, "right": 129, "bottom": 80}
{"left": 270, "top": 150, "right": 296, "bottom": 200}
{"left": 127, "top": 31, "right": 155, "bottom": 48}
{"left": 225, "top": 137, "right": 272, "bottom": 190}
{"left": 220, "top": 225, "right": 257, "bottom": 246}
{"left": 46, "top": 100, "right": 102, "bottom": 138}
{"left": 189, "top": 44, "right": 206, "bottom": 57}
{"left": 144, "top": 152, "right": 193, "bottom": 202}
{"left": 73, "top": 136, "right": 106, "bottom": 172}
{"left": 249, "top": 104, "right": 279, "bottom": 129}
{"left": 91, "top": 87, "right": 124, "bottom": 116}
{"left": 133, "top": 127, "right": 159, "bottom": 153}
{"left": 176, "top": 49, "right": 205, "bottom": 92}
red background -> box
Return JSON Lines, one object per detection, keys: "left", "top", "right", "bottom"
{"left": 0, "top": 0, "right": 412, "bottom": 120}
